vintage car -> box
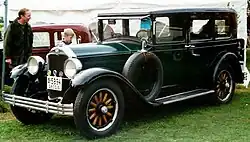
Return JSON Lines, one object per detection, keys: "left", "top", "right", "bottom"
{"left": 0, "top": 23, "right": 92, "bottom": 85}
{"left": 2, "top": 8, "right": 245, "bottom": 139}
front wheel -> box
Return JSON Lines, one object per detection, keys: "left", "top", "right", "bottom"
{"left": 10, "top": 75, "right": 53, "bottom": 125}
{"left": 210, "top": 63, "right": 235, "bottom": 104}
{"left": 73, "top": 79, "right": 125, "bottom": 139}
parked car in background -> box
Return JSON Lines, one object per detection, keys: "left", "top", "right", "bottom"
{"left": 31, "top": 23, "right": 92, "bottom": 58}
{"left": 0, "top": 23, "right": 92, "bottom": 85}
{"left": 2, "top": 8, "right": 246, "bottom": 139}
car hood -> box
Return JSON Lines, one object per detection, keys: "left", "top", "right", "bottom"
{"left": 67, "top": 40, "right": 142, "bottom": 57}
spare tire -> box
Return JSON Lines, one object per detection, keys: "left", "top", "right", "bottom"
{"left": 122, "top": 51, "right": 163, "bottom": 101}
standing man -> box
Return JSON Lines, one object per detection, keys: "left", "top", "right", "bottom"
{"left": 3, "top": 8, "right": 33, "bottom": 68}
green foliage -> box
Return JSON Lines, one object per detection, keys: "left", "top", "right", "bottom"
{"left": 0, "top": 85, "right": 12, "bottom": 113}
{"left": 0, "top": 101, "right": 8, "bottom": 113}
{"left": 0, "top": 17, "right": 3, "bottom": 23}
{"left": 0, "top": 23, "right": 3, "bottom": 32}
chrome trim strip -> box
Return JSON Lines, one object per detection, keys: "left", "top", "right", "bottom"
{"left": 46, "top": 46, "right": 76, "bottom": 64}
{"left": 50, "top": 46, "right": 77, "bottom": 58}
{"left": 2, "top": 92, "right": 73, "bottom": 116}
{"left": 159, "top": 90, "right": 215, "bottom": 105}
{"left": 155, "top": 89, "right": 203, "bottom": 101}
{"left": 98, "top": 15, "right": 150, "bottom": 20}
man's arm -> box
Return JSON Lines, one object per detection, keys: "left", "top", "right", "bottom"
{"left": 28, "top": 25, "right": 33, "bottom": 57}
{"left": 3, "top": 25, "right": 12, "bottom": 58}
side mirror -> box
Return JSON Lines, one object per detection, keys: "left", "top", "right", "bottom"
{"left": 77, "top": 36, "right": 81, "bottom": 44}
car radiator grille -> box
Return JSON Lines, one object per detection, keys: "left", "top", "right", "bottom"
{"left": 48, "top": 54, "right": 68, "bottom": 77}
{"left": 47, "top": 54, "right": 70, "bottom": 99}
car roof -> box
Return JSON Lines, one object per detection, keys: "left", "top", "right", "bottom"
{"left": 32, "top": 23, "right": 84, "bottom": 28}
{"left": 97, "top": 8, "right": 236, "bottom": 18}
{"left": 31, "top": 23, "right": 89, "bottom": 32}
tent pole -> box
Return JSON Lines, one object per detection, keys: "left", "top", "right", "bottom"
{"left": 1, "top": 0, "right": 8, "bottom": 95}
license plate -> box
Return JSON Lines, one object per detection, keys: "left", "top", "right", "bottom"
{"left": 47, "top": 76, "right": 62, "bottom": 91}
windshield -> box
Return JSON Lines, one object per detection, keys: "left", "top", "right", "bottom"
{"left": 92, "top": 16, "right": 152, "bottom": 42}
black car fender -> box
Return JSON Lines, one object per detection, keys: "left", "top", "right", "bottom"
{"left": 11, "top": 63, "right": 47, "bottom": 94}
{"left": 10, "top": 63, "right": 28, "bottom": 79}
{"left": 211, "top": 52, "right": 243, "bottom": 83}
{"left": 10, "top": 63, "right": 47, "bottom": 79}
{"left": 63, "top": 67, "right": 159, "bottom": 106}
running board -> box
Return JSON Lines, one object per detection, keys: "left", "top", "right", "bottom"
{"left": 154, "top": 89, "right": 214, "bottom": 105}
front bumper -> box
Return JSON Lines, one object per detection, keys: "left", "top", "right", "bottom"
{"left": 2, "top": 91, "right": 73, "bottom": 116}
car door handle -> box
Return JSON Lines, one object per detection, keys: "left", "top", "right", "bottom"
{"left": 190, "top": 49, "right": 200, "bottom": 56}
{"left": 185, "top": 45, "right": 195, "bottom": 48}
{"left": 185, "top": 45, "right": 199, "bottom": 56}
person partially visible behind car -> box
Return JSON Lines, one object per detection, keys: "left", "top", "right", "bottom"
{"left": 56, "top": 28, "right": 75, "bottom": 47}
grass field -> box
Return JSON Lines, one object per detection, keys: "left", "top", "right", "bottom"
{"left": 1, "top": 88, "right": 250, "bottom": 142}
{"left": 1, "top": 51, "right": 250, "bottom": 141}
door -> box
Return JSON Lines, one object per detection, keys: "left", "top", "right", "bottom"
{"left": 184, "top": 12, "right": 215, "bottom": 87}
{"left": 153, "top": 15, "right": 190, "bottom": 92}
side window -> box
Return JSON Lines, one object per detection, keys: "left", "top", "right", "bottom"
{"left": 103, "top": 23, "right": 114, "bottom": 39}
{"left": 190, "top": 19, "right": 213, "bottom": 40}
{"left": 33, "top": 32, "right": 50, "bottom": 48}
{"left": 215, "top": 19, "right": 230, "bottom": 38}
{"left": 89, "top": 22, "right": 114, "bottom": 42}
{"left": 155, "top": 17, "right": 184, "bottom": 43}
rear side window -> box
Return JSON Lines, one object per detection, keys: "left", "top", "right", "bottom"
{"left": 189, "top": 12, "right": 232, "bottom": 40}
{"left": 215, "top": 19, "right": 231, "bottom": 38}
{"left": 33, "top": 32, "right": 50, "bottom": 48}
{"left": 190, "top": 19, "right": 213, "bottom": 40}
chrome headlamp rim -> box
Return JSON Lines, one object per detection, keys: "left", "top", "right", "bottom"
{"left": 63, "top": 58, "right": 82, "bottom": 79}
{"left": 27, "top": 56, "right": 45, "bottom": 75}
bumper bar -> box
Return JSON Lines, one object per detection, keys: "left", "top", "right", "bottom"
{"left": 2, "top": 92, "right": 73, "bottom": 116}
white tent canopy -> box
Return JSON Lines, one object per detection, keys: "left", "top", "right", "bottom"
{"left": 7, "top": 0, "right": 169, "bottom": 24}
{"left": 5, "top": 0, "right": 250, "bottom": 86}
{"left": 6, "top": 0, "right": 247, "bottom": 36}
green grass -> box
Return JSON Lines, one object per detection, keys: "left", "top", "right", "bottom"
{"left": 0, "top": 89, "right": 250, "bottom": 142}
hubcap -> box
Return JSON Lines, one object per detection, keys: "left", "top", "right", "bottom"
{"left": 101, "top": 106, "right": 108, "bottom": 114}
{"left": 225, "top": 82, "right": 230, "bottom": 88}
{"left": 86, "top": 88, "right": 119, "bottom": 132}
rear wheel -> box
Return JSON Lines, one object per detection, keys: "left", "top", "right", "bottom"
{"left": 74, "top": 79, "right": 124, "bottom": 139}
{"left": 210, "top": 63, "right": 235, "bottom": 104}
